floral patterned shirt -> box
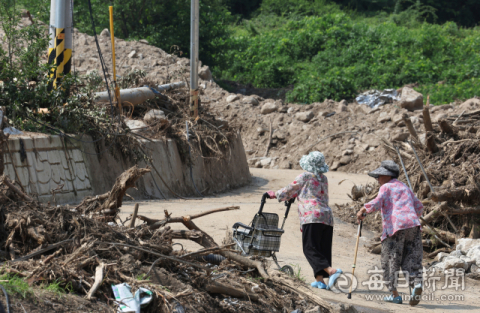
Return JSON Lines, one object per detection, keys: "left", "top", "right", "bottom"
{"left": 365, "top": 179, "right": 423, "bottom": 241}
{"left": 276, "top": 172, "right": 333, "bottom": 228}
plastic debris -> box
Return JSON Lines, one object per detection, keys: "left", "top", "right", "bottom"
{"left": 3, "top": 127, "right": 23, "bottom": 135}
{"left": 112, "top": 283, "right": 153, "bottom": 313}
{"left": 355, "top": 89, "right": 399, "bottom": 109}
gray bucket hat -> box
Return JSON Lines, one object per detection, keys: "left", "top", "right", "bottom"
{"left": 368, "top": 160, "right": 400, "bottom": 178}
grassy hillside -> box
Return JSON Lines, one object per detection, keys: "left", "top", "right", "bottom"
{"left": 214, "top": 1, "right": 480, "bottom": 104}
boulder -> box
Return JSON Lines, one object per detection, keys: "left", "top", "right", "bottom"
{"left": 226, "top": 95, "right": 240, "bottom": 103}
{"left": 471, "top": 264, "right": 480, "bottom": 273}
{"left": 125, "top": 119, "right": 148, "bottom": 133}
{"left": 128, "top": 50, "right": 137, "bottom": 58}
{"left": 444, "top": 257, "right": 466, "bottom": 270}
{"left": 100, "top": 28, "right": 110, "bottom": 37}
{"left": 199, "top": 66, "right": 213, "bottom": 81}
{"left": 243, "top": 96, "right": 259, "bottom": 106}
{"left": 331, "top": 161, "right": 341, "bottom": 171}
{"left": 398, "top": 87, "right": 424, "bottom": 111}
{"left": 278, "top": 106, "right": 288, "bottom": 113}
{"left": 287, "top": 107, "right": 296, "bottom": 114}
{"left": 296, "top": 111, "right": 314, "bottom": 123}
{"left": 392, "top": 132, "right": 409, "bottom": 142}
{"left": 260, "top": 158, "right": 272, "bottom": 167}
{"left": 144, "top": 109, "right": 166, "bottom": 123}
{"left": 339, "top": 155, "right": 352, "bottom": 165}
{"left": 377, "top": 112, "right": 391, "bottom": 123}
{"left": 139, "top": 39, "right": 149, "bottom": 44}
{"left": 261, "top": 102, "right": 279, "bottom": 115}
{"left": 392, "top": 114, "right": 404, "bottom": 125}
{"left": 457, "top": 239, "right": 480, "bottom": 254}
{"left": 436, "top": 252, "right": 449, "bottom": 262}
{"left": 336, "top": 102, "right": 348, "bottom": 112}
{"left": 459, "top": 98, "right": 480, "bottom": 112}
{"left": 342, "top": 150, "right": 354, "bottom": 156}
{"left": 450, "top": 250, "right": 464, "bottom": 258}
{"left": 466, "top": 246, "right": 480, "bottom": 266}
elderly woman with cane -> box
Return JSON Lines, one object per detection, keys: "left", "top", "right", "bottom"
{"left": 266, "top": 151, "right": 342, "bottom": 290}
{"left": 357, "top": 160, "right": 424, "bottom": 306}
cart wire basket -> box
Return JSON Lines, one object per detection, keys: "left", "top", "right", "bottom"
{"left": 232, "top": 192, "right": 295, "bottom": 275}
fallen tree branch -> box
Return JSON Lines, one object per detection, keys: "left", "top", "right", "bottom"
{"left": 427, "top": 248, "right": 452, "bottom": 259}
{"left": 140, "top": 206, "right": 240, "bottom": 230}
{"left": 431, "top": 185, "right": 477, "bottom": 202}
{"left": 2, "top": 176, "right": 32, "bottom": 202}
{"left": 421, "top": 202, "right": 450, "bottom": 225}
{"left": 1, "top": 239, "right": 73, "bottom": 265}
{"left": 86, "top": 262, "right": 105, "bottom": 300}
{"left": 180, "top": 244, "right": 235, "bottom": 259}
{"left": 95, "top": 242, "right": 212, "bottom": 274}
{"left": 264, "top": 118, "right": 273, "bottom": 157}
{"left": 205, "top": 281, "right": 259, "bottom": 301}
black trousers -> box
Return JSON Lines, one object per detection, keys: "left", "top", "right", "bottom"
{"left": 302, "top": 223, "right": 333, "bottom": 278}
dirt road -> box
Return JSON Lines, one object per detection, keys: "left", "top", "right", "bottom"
{"left": 120, "top": 168, "right": 480, "bottom": 313}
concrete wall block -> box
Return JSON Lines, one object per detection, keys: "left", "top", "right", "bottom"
{"left": 46, "top": 150, "right": 63, "bottom": 165}
{"left": 19, "top": 136, "right": 34, "bottom": 151}
{"left": 71, "top": 149, "right": 84, "bottom": 163}
{"left": 48, "top": 135, "right": 64, "bottom": 148}
{"left": 7, "top": 138, "right": 20, "bottom": 152}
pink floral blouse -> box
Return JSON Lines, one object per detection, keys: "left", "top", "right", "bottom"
{"left": 365, "top": 179, "right": 423, "bottom": 241}
{"left": 275, "top": 172, "right": 333, "bottom": 228}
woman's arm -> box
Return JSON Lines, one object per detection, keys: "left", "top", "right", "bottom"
{"left": 275, "top": 173, "right": 306, "bottom": 201}
{"left": 412, "top": 194, "right": 424, "bottom": 217}
{"left": 364, "top": 185, "right": 388, "bottom": 213}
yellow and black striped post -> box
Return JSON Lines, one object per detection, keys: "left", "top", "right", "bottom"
{"left": 48, "top": 0, "right": 72, "bottom": 90}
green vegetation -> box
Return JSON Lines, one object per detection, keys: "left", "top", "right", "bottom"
{"left": 291, "top": 264, "right": 306, "bottom": 282}
{"left": 14, "top": 0, "right": 480, "bottom": 104}
{"left": 217, "top": 2, "right": 480, "bottom": 104}
{"left": 0, "top": 273, "right": 34, "bottom": 299}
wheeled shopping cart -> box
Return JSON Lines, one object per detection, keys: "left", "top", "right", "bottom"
{"left": 232, "top": 192, "right": 295, "bottom": 276}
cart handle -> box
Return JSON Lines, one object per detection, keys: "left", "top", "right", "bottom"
{"left": 284, "top": 197, "right": 296, "bottom": 219}
{"left": 257, "top": 192, "right": 270, "bottom": 215}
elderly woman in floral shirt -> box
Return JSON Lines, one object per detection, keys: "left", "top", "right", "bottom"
{"left": 357, "top": 160, "right": 424, "bottom": 306}
{"left": 267, "top": 151, "right": 342, "bottom": 290}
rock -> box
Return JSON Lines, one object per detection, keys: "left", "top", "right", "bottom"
{"left": 459, "top": 98, "right": 480, "bottom": 112}
{"left": 295, "top": 111, "right": 314, "bottom": 123}
{"left": 261, "top": 102, "right": 279, "bottom": 115}
{"left": 410, "top": 116, "right": 421, "bottom": 124}
{"left": 243, "top": 96, "right": 259, "bottom": 106}
{"left": 330, "top": 303, "right": 358, "bottom": 313}
{"left": 144, "top": 109, "right": 166, "bottom": 123}
{"left": 128, "top": 50, "right": 137, "bottom": 58}
{"left": 336, "top": 102, "right": 348, "bottom": 112}
{"left": 398, "top": 87, "right": 424, "bottom": 111}
{"left": 377, "top": 112, "right": 391, "bottom": 123}
{"left": 260, "top": 158, "right": 272, "bottom": 167}
{"left": 369, "top": 107, "right": 381, "bottom": 114}
{"left": 279, "top": 160, "right": 292, "bottom": 169}
{"left": 279, "top": 106, "right": 288, "bottom": 113}
{"left": 392, "top": 114, "right": 404, "bottom": 125}
{"left": 392, "top": 132, "right": 409, "bottom": 142}
{"left": 450, "top": 250, "right": 464, "bottom": 258}
{"left": 257, "top": 127, "right": 267, "bottom": 135}
{"left": 342, "top": 150, "right": 354, "bottom": 156}
{"left": 418, "top": 133, "right": 427, "bottom": 146}
{"left": 287, "top": 107, "right": 296, "bottom": 114}
{"left": 431, "top": 104, "right": 453, "bottom": 113}
{"left": 199, "top": 66, "right": 213, "bottom": 81}
{"left": 139, "top": 39, "right": 149, "bottom": 44}
{"left": 305, "top": 306, "right": 321, "bottom": 313}
{"left": 318, "top": 111, "right": 329, "bottom": 118}
{"left": 78, "top": 36, "right": 88, "bottom": 45}
{"left": 100, "top": 28, "right": 110, "bottom": 37}
{"left": 444, "top": 257, "right": 466, "bottom": 270}
{"left": 226, "top": 95, "right": 240, "bottom": 103}
{"left": 471, "top": 264, "right": 480, "bottom": 273}
{"left": 125, "top": 119, "right": 148, "bottom": 133}
{"left": 466, "top": 245, "right": 480, "bottom": 266}
{"left": 331, "top": 161, "right": 341, "bottom": 171}
{"left": 339, "top": 155, "right": 352, "bottom": 165}
{"left": 457, "top": 239, "right": 480, "bottom": 254}
{"left": 436, "top": 252, "right": 449, "bottom": 262}
{"left": 254, "top": 161, "right": 262, "bottom": 168}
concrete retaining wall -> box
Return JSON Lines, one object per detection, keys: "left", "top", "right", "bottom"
{"left": 5, "top": 133, "right": 251, "bottom": 203}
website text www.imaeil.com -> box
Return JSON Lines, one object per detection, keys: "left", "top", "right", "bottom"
{"left": 363, "top": 293, "right": 465, "bottom": 302}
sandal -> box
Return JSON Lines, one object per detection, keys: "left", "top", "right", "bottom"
{"left": 409, "top": 284, "right": 422, "bottom": 306}
{"left": 384, "top": 294, "right": 403, "bottom": 304}
{"left": 310, "top": 281, "right": 327, "bottom": 289}
{"left": 326, "top": 269, "right": 342, "bottom": 290}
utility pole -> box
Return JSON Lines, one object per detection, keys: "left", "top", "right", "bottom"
{"left": 190, "top": 0, "right": 199, "bottom": 118}
{"left": 48, "top": 0, "right": 73, "bottom": 89}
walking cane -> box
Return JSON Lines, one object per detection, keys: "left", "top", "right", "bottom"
{"left": 348, "top": 213, "right": 365, "bottom": 299}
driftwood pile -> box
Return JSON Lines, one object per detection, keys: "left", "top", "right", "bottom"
{"left": 339, "top": 100, "right": 480, "bottom": 259}
{"left": 0, "top": 166, "right": 334, "bottom": 313}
